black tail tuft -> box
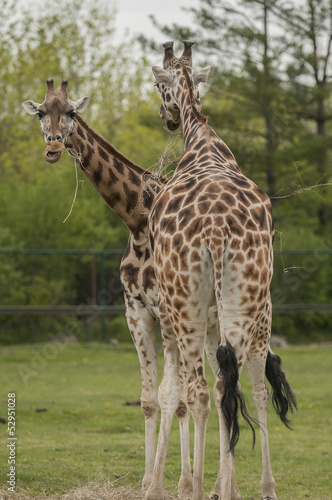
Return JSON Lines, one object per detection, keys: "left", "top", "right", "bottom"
{"left": 265, "top": 350, "right": 297, "bottom": 428}
{"left": 217, "top": 339, "right": 257, "bottom": 454}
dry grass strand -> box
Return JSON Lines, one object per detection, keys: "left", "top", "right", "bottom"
{"left": 62, "top": 148, "right": 85, "bottom": 223}
{"left": 0, "top": 484, "right": 180, "bottom": 500}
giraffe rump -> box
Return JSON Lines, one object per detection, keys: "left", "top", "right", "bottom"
{"left": 265, "top": 350, "right": 297, "bottom": 428}
{"left": 217, "top": 339, "right": 257, "bottom": 453}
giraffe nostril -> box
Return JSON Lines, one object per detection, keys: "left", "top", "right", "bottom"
{"left": 55, "top": 135, "right": 62, "bottom": 142}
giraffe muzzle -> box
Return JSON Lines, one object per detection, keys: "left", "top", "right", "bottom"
{"left": 43, "top": 140, "right": 65, "bottom": 164}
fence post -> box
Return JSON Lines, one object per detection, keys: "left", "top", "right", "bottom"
{"left": 91, "top": 247, "right": 97, "bottom": 305}
{"left": 99, "top": 251, "right": 107, "bottom": 341}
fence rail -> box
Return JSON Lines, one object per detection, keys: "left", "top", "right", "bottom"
{"left": 0, "top": 304, "right": 331, "bottom": 316}
{"left": 1, "top": 248, "right": 332, "bottom": 255}
{"left": 0, "top": 248, "right": 125, "bottom": 341}
{"left": 1, "top": 248, "right": 331, "bottom": 341}
{"left": 0, "top": 305, "right": 125, "bottom": 315}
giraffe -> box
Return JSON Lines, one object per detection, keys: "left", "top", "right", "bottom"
{"left": 145, "top": 43, "right": 297, "bottom": 500}
{"left": 21, "top": 76, "right": 220, "bottom": 498}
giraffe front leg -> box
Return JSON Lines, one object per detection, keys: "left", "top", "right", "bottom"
{"left": 145, "top": 302, "right": 181, "bottom": 500}
{"left": 178, "top": 335, "right": 210, "bottom": 500}
{"left": 141, "top": 398, "right": 158, "bottom": 492}
{"left": 145, "top": 341, "right": 181, "bottom": 500}
{"left": 187, "top": 372, "right": 210, "bottom": 500}
{"left": 125, "top": 302, "right": 159, "bottom": 491}
{"left": 176, "top": 361, "right": 193, "bottom": 499}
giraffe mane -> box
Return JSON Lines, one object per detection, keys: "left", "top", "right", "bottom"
{"left": 182, "top": 65, "right": 208, "bottom": 126}
{"left": 74, "top": 115, "right": 167, "bottom": 185}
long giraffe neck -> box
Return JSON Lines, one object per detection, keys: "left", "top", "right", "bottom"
{"left": 65, "top": 115, "right": 166, "bottom": 243}
{"left": 177, "top": 67, "right": 240, "bottom": 173}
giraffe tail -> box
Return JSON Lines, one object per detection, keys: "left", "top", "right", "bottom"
{"left": 265, "top": 348, "right": 297, "bottom": 428}
{"left": 217, "top": 339, "right": 257, "bottom": 454}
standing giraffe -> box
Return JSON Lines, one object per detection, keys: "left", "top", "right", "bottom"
{"left": 146, "top": 43, "right": 296, "bottom": 500}
{"left": 22, "top": 76, "right": 220, "bottom": 497}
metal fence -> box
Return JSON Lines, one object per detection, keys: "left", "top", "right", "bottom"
{"left": 0, "top": 249, "right": 125, "bottom": 341}
{"left": 0, "top": 248, "right": 331, "bottom": 341}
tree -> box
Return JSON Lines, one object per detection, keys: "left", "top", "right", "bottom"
{"left": 275, "top": 0, "right": 332, "bottom": 227}
{"left": 0, "top": 0, "right": 172, "bottom": 342}
{"left": 145, "top": 0, "right": 332, "bottom": 341}
{"left": 0, "top": 0, "right": 169, "bottom": 180}
{"left": 149, "top": 1, "right": 301, "bottom": 204}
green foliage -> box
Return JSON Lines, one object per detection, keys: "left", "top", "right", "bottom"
{"left": 150, "top": 0, "right": 332, "bottom": 342}
{"left": 151, "top": 0, "right": 332, "bottom": 196}
{"left": 0, "top": 0, "right": 171, "bottom": 343}
{"left": 1, "top": 0, "right": 332, "bottom": 343}
{"left": 0, "top": 169, "right": 128, "bottom": 342}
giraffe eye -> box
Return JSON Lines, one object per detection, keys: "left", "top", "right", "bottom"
{"left": 68, "top": 111, "right": 76, "bottom": 119}
{"left": 154, "top": 82, "right": 160, "bottom": 89}
{"left": 37, "top": 111, "right": 44, "bottom": 120}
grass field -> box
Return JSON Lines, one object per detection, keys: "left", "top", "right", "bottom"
{"left": 0, "top": 341, "right": 331, "bottom": 499}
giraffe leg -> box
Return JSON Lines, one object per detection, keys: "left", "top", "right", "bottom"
{"left": 176, "top": 267, "right": 214, "bottom": 500}
{"left": 124, "top": 300, "right": 158, "bottom": 491}
{"left": 176, "top": 360, "right": 193, "bottom": 498}
{"left": 205, "top": 328, "right": 241, "bottom": 500}
{"left": 208, "top": 230, "right": 273, "bottom": 500}
{"left": 185, "top": 345, "right": 211, "bottom": 500}
{"left": 177, "top": 403, "right": 193, "bottom": 498}
{"left": 212, "top": 371, "right": 235, "bottom": 500}
{"left": 247, "top": 349, "right": 277, "bottom": 500}
{"left": 145, "top": 301, "right": 181, "bottom": 500}
{"left": 148, "top": 243, "right": 214, "bottom": 500}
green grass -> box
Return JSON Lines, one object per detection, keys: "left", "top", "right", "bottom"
{"left": 0, "top": 342, "right": 331, "bottom": 499}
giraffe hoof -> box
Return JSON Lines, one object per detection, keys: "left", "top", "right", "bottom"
{"left": 141, "top": 477, "right": 152, "bottom": 492}
{"left": 178, "top": 478, "right": 193, "bottom": 499}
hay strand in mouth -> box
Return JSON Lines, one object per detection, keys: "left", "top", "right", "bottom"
{"left": 62, "top": 148, "right": 85, "bottom": 223}
{"left": 151, "top": 131, "right": 182, "bottom": 180}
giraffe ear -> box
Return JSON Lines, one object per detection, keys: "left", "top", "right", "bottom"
{"left": 193, "top": 66, "right": 211, "bottom": 86}
{"left": 22, "top": 100, "right": 41, "bottom": 115}
{"left": 70, "top": 96, "right": 90, "bottom": 114}
{"left": 152, "top": 66, "right": 177, "bottom": 86}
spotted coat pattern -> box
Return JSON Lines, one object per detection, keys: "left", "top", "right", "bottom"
{"left": 145, "top": 48, "right": 278, "bottom": 500}
{"left": 22, "top": 79, "right": 220, "bottom": 497}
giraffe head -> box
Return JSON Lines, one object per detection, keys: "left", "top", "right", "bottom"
{"left": 22, "top": 79, "right": 90, "bottom": 163}
{"left": 152, "top": 41, "right": 211, "bottom": 131}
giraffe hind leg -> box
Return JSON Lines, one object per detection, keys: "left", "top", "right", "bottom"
{"left": 205, "top": 329, "right": 242, "bottom": 500}
{"left": 247, "top": 347, "right": 277, "bottom": 500}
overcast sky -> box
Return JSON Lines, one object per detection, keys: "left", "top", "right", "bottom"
{"left": 113, "top": 0, "right": 198, "bottom": 45}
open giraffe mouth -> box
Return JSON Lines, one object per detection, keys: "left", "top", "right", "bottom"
{"left": 43, "top": 141, "right": 65, "bottom": 164}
